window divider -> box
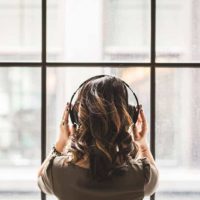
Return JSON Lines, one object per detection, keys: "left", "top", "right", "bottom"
{"left": 150, "top": 0, "right": 156, "bottom": 199}
{"left": 0, "top": 1, "right": 199, "bottom": 200}
{"left": 41, "top": 0, "right": 47, "bottom": 200}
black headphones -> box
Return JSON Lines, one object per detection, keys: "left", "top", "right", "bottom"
{"left": 68, "top": 74, "right": 140, "bottom": 127}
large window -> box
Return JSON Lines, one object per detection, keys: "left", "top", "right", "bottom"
{"left": 0, "top": 1, "right": 200, "bottom": 200}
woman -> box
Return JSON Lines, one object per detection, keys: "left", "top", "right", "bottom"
{"left": 37, "top": 75, "right": 159, "bottom": 200}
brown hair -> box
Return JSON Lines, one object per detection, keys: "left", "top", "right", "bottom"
{"left": 66, "top": 76, "right": 139, "bottom": 182}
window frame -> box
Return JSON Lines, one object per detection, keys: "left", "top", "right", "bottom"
{"left": 1, "top": 0, "right": 200, "bottom": 200}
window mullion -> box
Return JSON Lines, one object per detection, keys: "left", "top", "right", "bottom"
{"left": 41, "top": 0, "right": 47, "bottom": 200}
{"left": 150, "top": 0, "right": 156, "bottom": 199}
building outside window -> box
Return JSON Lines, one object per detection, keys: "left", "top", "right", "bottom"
{"left": 0, "top": 0, "right": 200, "bottom": 200}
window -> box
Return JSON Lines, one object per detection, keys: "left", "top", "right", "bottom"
{"left": 0, "top": 1, "right": 200, "bottom": 200}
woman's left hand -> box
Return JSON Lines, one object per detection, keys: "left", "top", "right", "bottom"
{"left": 132, "top": 106, "right": 148, "bottom": 151}
{"left": 55, "top": 102, "right": 75, "bottom": 152}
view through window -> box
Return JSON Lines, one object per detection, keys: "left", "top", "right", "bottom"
{"left": 0, "top": 0, "right": 200, "bottom": 200}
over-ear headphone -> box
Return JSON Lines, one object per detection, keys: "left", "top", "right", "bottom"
{"left": 68, "top": 74, "right": 140, "bottom": 128}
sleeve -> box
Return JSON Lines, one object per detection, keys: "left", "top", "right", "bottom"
{"left": 37, "top": 149, "right": 58, "bottom": 195}
{"left": 140, "top": 157, "right": 159, "bottom": 196}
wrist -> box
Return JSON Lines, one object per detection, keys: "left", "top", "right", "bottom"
{"left": 138, "top": 141, "right": 149, "bottom": 152}
{"left": 52, "top": 146, "right": 62, "bottom": 156}
{"left": 55, "top": 139, "right": 66, "bottom": 153}
{"left": 139, "top": 145, "right": 149, "bottom": 153}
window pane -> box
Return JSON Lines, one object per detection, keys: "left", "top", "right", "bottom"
{"left": 156, "top": 68, "right": 200, "bottom": 200}
{"left": 0, "top": 1, "right": 41, "bottom": 61}
{"left": 156, "top": 0, "right": 200, "bottom": 62}
{"left": 0, "top": 68, "right": 41, "bottom": 200}
{"left": 46, "top": 67, "right": 150, "bottom": 155}
{"left": 47, "top": 0, "right": 150, "bottom": 62}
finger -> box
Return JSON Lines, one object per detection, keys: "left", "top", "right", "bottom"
{"left": 70, "top": 124, "right": 77, "bottom": 135}
{"left": 64, "top": 104, "right": 71, "bottom": 123}
{"left": 137, "top": 113, "right": 142, "bottom": 123}
{"left": 61, "top": 103, "right": 68, "bottom": 119}
{"left": 62, "top": 103, "right": 71, "bottom": 123}
{"left": 136, "top": 104, "right": 142, "bottom": 112}
{"left": 139, "top": 108, "right": 146, "bottom": 122}
{"left": 131, "top": 124, "right": 140, "bottom": 140}
{"left": 140, "top": 109, "right": 147, "bottom": 132}
{"left": 61, "top": 106, "right": 68, "bottom": 122}
{"left": 136, "top": 105, "right": 143, "bottom": 122}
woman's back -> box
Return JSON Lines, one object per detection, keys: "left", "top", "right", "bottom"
{"left": 38, "top": 152, "right": 159, "bottom": 200}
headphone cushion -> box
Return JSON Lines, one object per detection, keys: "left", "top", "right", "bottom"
{"left": 70, "top": 105, "right": 79, "bottom": 125}
{"left": 128, "top": 105, "right": 138, "bottom": 124}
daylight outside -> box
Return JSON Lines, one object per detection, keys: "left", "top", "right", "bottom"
{"left": 0, "top": 1, "right": 200, "bottom": 200}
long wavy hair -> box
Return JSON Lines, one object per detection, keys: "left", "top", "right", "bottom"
{"left": 65, "top": 76, "right": 139, "bottom": 182}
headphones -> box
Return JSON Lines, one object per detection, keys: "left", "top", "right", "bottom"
{"left": 68, "top": 74, "right": 140, "bottom": 128}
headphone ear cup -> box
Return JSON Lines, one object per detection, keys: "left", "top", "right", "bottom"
{"left": 128, "top": 105, "right": 138, "bottom": 124}
{"left": 71, "top": 105, "right": 79, "bottom": 125}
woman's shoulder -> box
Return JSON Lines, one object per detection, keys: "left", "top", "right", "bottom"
{"left": 37, "top": 152, "right": 75, "bottom": 195}
{"left": 128, "top": 157, "right": 159, "bottom": 188}
{"left": 52, "top": 154, "right": 72, "bottom": 169}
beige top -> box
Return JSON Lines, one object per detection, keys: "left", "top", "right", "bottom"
{"left": 37, "top": 149, "right": 159, "bottom": 200}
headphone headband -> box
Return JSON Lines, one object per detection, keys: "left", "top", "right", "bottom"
{"left": 69, "top": 75, "right": 106, "bottom": 106}
{"left": 69, "top": 74, "right": 140, "bottom": 125}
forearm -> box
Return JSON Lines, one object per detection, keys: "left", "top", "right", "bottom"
{"left": 138, "top": 143, "right": 156, "bottom": 166}
{"left": 55, "top": 139, "right": 66, "bottom": 153}
{"left": 37, "top": 150, "right": 54, "bottom": 177}
{"left": 37, "top": 139, "right": 66, "bottom": 177}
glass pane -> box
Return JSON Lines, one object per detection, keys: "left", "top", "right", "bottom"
{"left": 47, "top": 0, "right": 150, "bottom": 62}
{"left": 156, "top": 68, "right": 200, "bottom": 200}
{"left": 46, "top": 67, "right": 150, "bottom": 153}
{"left": 0, "top": 1, "right": 41, "bottom": 61}
{"left": 0, "top": 68, "right": 41, "bottom": 200}
{"left": 46, "top": 67, "right": 150, "bottom": 199}
{"left": 156, "top": 0, "right": 200, "bottom": 62}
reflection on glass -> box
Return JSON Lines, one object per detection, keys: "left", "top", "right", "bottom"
{"left": 156, "top": 68, "right": 200, "bottom": 200}
{"left": 46, "top": 67, "right": 150, "bottom": 152}
{"left": 0, "top": 0, "right": 41, "bottom": 61}
{"left": 156, "top": 0, "right": 200, "bottom": 62}
{"left": 47, "top": 0, "right": 150, "bottom": 62}
{"left": 0, "top": 68, "right": 41, "bottom": 199}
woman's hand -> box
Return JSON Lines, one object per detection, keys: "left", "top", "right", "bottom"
{"left": 55, "top": 102, "right": 75, "bottom": 153}
{"left": 38, "top": 103, "right": 75, "bottom": 177}
{"left": 132, "top": 105, "right": 149, "bottom": 152}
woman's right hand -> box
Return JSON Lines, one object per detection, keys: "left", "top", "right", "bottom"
{"left": 132, "top": 106, "right": 149, "bottom": 151}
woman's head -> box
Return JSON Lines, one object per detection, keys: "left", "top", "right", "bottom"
{"left": 67, "top": 75, "right": 138, "bottom": 181}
